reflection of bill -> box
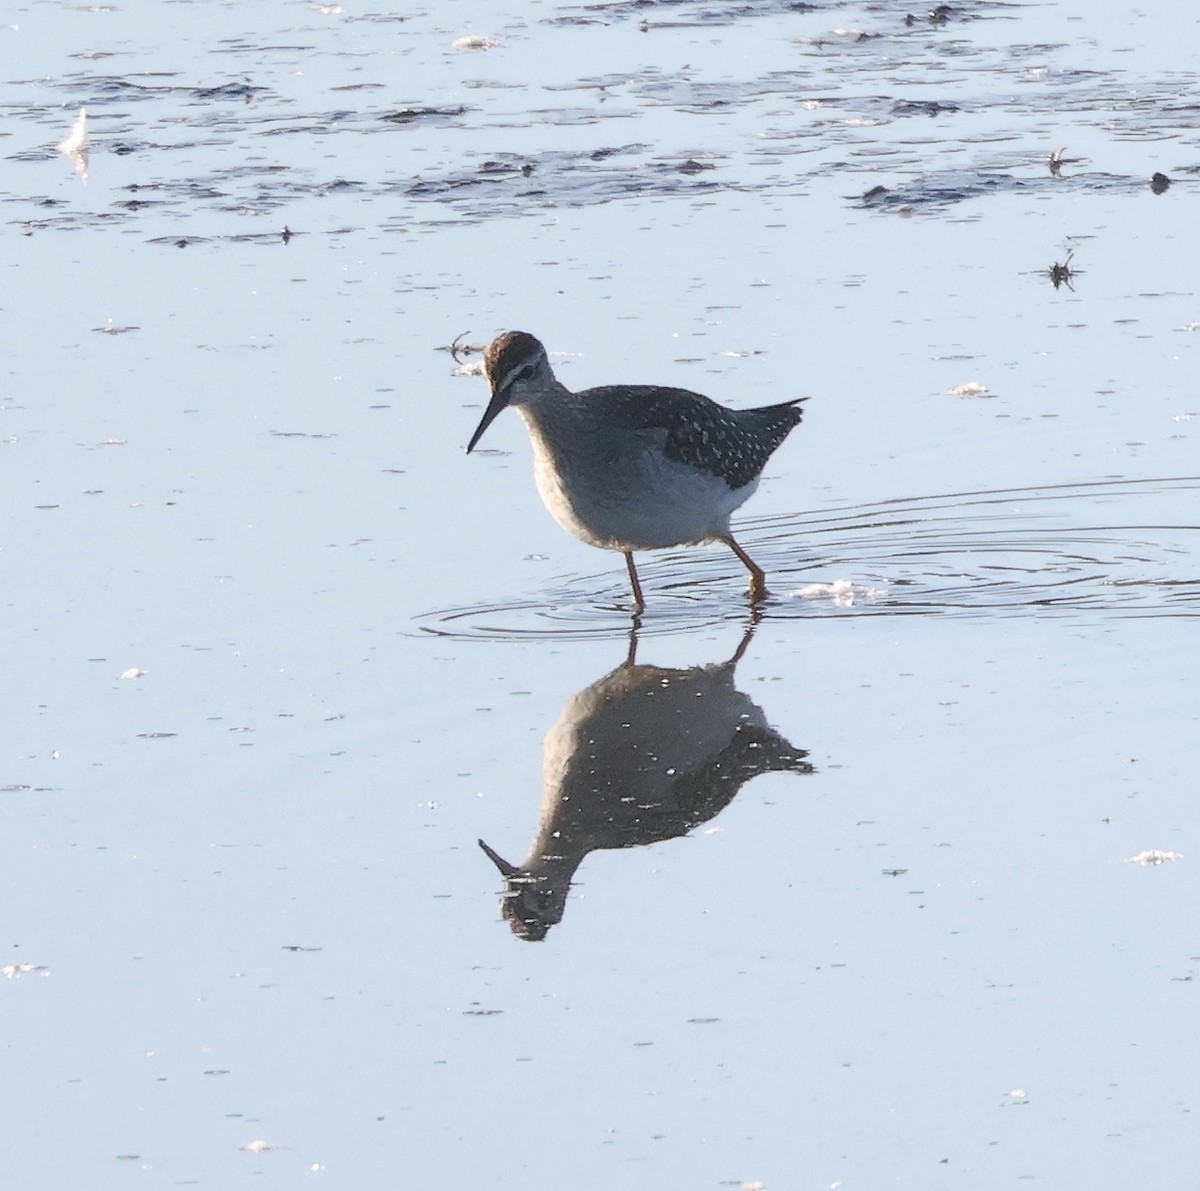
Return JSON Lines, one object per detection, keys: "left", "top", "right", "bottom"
{"left": 480, "top": 625, "right": 814, "bottom": 941}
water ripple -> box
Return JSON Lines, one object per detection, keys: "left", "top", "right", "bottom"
{"left": 416, "top": 477, "right": 1200, "bottom": 641}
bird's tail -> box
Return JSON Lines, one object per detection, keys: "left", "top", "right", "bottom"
{"left": 738, "top": 397, "right": 807, "bottom": 445}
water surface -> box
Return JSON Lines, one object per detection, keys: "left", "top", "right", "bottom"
{"left": 4, "top": 1, "right": 1197, "bottom": 1187}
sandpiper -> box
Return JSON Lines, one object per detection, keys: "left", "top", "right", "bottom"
{"left": 466, "top": 331, "right": 806, "bottom": 613}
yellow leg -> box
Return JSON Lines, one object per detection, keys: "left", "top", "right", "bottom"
{"left": 723, "top": 535, "right": 767, "bottom": 602}
{"left": 624, "top": 551, "right": 646, "bottom": 615}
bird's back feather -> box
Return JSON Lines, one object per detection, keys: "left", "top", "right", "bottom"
{"left": 581, "top": 385, "right": 806, "bottom": 490}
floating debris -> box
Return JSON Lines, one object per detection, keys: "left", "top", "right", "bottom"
{"left": 906, "top": 5, "right": 954, "bottom": 25}
{"left": 1048, "top": 250, "right": 1078, "bottom": 291}
{"left": 949, "top": 380, "right": 990, "bottom": 398}
{"left": 891, "top": 99, "right": 959, "bottom": 117}
{"left": 442, "top": 331, "right": 486, "bottom": 363}
{"left": 1046, "top": 146, "right": 1085, "bottom": 176}
{"left": 56, "top": 107, "right": 89, "bottom": 182}
{"left": 1126, "top": 849, "right": 1183, "bottom": 865}
{"left": 382, "top": 105, "right": 468, "bottom": 124}
{"left": 452, "top": 34, "right": 500, "bottom": 52}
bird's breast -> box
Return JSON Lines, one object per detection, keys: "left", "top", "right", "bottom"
{"left": 521, "top": 411, "right": 755, "bottom": 551}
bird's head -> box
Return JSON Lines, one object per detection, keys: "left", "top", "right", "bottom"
{"left": 465, "top": 330, "right": 551, "bottom": 453}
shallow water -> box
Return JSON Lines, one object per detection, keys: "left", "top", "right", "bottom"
{"left": 424, "top": 476, "right": 1200, "bottom": 636}
{"left": 4, "top": 0, "right": 1198, "bottom": 1187}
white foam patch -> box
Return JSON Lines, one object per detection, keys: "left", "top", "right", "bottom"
{"left": 791, "top": 578, "right": 887, "bottom": 607}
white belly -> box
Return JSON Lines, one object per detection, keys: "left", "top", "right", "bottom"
{"left": 528, "top": 427, "right": 756, "bottom": 551}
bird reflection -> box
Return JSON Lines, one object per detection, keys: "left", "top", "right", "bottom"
{"left": 479, "top": 621, "right": 814, "bottom": 940}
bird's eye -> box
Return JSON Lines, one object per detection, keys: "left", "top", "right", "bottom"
{"left": 517, "top": 365, "right": 535, "bottom": 381}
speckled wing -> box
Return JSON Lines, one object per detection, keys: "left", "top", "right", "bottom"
{"left": 585, "top": 385, "right": 806, "bottom": 491}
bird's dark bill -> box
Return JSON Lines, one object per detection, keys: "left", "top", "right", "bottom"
{"left": 478, "top": 838, "right": 519, "bottom": 876}
{"left": 466, "top": 388, "right": 510, "bottom": 453}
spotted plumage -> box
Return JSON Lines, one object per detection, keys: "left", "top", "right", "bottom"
{"left": 466, "top": 331, "right": 807, "bottom": 613}
{"left": 592, "top": 384, "right": 804, "bottom": 490}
